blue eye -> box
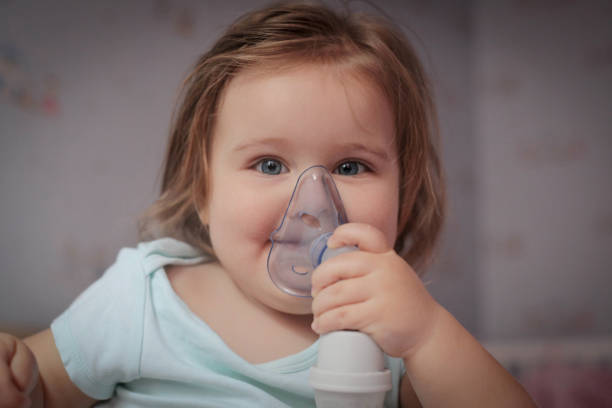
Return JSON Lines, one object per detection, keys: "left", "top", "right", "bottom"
{"left": 335, "top": 161, "right": 367, "bottom": 176}
{"left": 256, "top": 158, "right": 287, "bottom": 175}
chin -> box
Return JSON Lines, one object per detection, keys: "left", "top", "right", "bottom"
{"left": 267, "top": 290, "right": 313, "bottom": 315}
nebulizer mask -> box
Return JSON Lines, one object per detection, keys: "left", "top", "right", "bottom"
{"left": 267, "top": 166, "right": 391, "bottom": 408}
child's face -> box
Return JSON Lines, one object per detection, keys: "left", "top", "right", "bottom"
{"left": 204, "top": 63, "right": 400, "bottom": 314}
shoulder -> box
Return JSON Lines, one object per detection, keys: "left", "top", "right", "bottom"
{"left": 48, "top": 238, "right": 210, "bottom": 400}
{"left": 165, "top": 259, "right": 223, "bottom": 290}
{"left": 115, "top": 237, "right": 210, "bottom": 277}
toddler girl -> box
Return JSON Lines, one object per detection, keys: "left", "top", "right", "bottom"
{"left": 0, "top": 2, "right": 535, "bottom": 407}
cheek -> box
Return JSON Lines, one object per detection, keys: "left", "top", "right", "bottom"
{"left": 340, "top": 183, "right": 399, "bottom": 247}
{"left": 358, "top": 202, "right": 398, "bottom": 246}
{"left": 209, "top": 181, "right": 289, "bottom": 247}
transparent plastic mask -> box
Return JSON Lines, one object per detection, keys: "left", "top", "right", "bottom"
{"left": 267, "top": 165, "right": 352, "bottom": 297}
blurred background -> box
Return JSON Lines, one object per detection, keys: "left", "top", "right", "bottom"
{"left": 1, "top": 0, "right": 611, "bottom": 405}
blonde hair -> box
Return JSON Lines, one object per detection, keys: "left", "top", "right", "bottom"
{"left": 140, "top": 1, "right": 445, "bottom": 273}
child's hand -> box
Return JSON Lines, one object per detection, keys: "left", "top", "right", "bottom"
{"left": 310, "top": 223, "right": 442, "bottom": 359}
{"left": 0, "top": 333, "right": 39, "bottom": 408}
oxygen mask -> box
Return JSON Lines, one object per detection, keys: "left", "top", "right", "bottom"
{"left": 267, "top": 165, "right": 354, "bottom": 297}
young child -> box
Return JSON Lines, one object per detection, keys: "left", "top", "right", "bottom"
{"left": 0, "top": 2, "right": 535, "bottom": 407}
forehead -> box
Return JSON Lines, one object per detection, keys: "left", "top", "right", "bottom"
{"left": 213, "top": 63, "right": 396, "bottom": 154}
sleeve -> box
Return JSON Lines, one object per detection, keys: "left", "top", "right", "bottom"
{"left": 50, "top": 247, "right": 146, "bottom": 400}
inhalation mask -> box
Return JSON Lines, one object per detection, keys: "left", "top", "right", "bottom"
{"left": 267, "top": 165, "right": 355, "bottom": 297}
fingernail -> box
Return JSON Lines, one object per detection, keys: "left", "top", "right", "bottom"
{"left": 311, "top": 319, "right": 319, "bottom": 332}
{"left": 326, "top": 236, "right": 339, "bottom": 249}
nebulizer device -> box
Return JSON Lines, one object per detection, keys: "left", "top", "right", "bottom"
{"left": 268, "top": 166, "right": 391, "bottom": 408}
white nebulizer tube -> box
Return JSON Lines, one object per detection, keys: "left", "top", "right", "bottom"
{"left": 267, "top": 166, "right": 391, "bottom": 408}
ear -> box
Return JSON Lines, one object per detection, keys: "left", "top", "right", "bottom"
{"left": 197, "top": 208, "right": 208, "bottom": 227}
{"left": 194, "top": 192, "right": 209, "bottom": 227}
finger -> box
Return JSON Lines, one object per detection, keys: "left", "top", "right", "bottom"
{"left": 0, "top": 363, "right": 29, "bottom": 408}
{"left": 10, "top": 340, "right": 38, "bottom": 394}
{"left": 312, "top": 300, "right": 374, "bottom": 334}
{"left": 311, "top": 275, "right": 371, "bottom": 317}
{"left": 0, "top": 334, "right": 15, "bottom": 362}
{"left": 328, "top": 223, "right": 391, "bottom": 254}
{"left": 311, "top": 251, "right": 373, "bottom": 297}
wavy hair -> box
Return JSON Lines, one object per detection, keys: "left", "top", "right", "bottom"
{"left": 139, "top": 1, "right": 445, "bottom": 273}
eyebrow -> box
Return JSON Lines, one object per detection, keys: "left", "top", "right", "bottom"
{"left": 231, "top": 137, "right": 290, "bottom": 152}
{"left": 232, "top": 137, "right": 391, "bottom": 161}
{"left": 342, "top": 142, "right": 391, "bottom": 161}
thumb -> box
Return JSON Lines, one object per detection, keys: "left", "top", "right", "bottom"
{"left": 10, "top": 340, "right": 38, "bottom": 395}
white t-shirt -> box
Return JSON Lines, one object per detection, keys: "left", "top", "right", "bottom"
{"left": 51, "top": 238, "right": 405, "bottom": 407}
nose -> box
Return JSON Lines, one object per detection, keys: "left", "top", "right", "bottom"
{"left": 294, "top": 171, "right": 330, "bottom": 224}
{"left": 287, "top": 166, "right": 345, "bottom": 233}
